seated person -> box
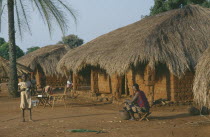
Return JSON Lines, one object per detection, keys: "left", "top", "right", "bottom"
{"left": 42, "top": 85, "right": 53, "bottom": 95}
{"left": 66, "top": 80, "right": 73, "bottom": 90}
{"left": 124, "top": 83, "right": 150, "bottom": 120}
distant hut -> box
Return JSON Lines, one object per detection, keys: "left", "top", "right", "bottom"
{"left": 193, "top": 47, "right": 210, "bottom": 107}
{"left": 0, "top": 56, "right": 32, "bottom": 95}
{"left": 57, "top": 5, "right": 210, "bottom": 103}
{"left": 18, "top": 44, "right": 69, "bottom": 88}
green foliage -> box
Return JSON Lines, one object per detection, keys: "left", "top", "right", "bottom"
{"left": 59, "top": 34, "right": 84, "bottom": 48}
{"left": 150, "top": 0, "right": 210, "bottom": 16}
{"left": 26, "top": 46, "right": 40, "bottom": 54}
{"left": 0, "top": 42, "right": 24, "bottom": 60}
{"left": 0, "top": 37, "right": 5, "bottom": 45}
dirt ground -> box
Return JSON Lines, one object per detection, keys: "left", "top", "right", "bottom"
{"left": 0, "top": 95, "right": 210, "bottom": 137}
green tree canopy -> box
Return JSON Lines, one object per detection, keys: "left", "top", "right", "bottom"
{"left": 150, "top": 0, "right": 210, "bottom": 16}
{"left": 26, "top": 46, "right": 40, "bottom": 54}
{"left": 59, "top": 34, "right": 84, "bottom": 48}
{"left": 0, "top": 42, "right": 24, "bottom": 60}
{"left": 0, "top": 37, "right": 6, "bottom": 45}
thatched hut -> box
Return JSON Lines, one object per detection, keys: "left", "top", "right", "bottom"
{"left": 0, "top": 56, "right": 32, "bottom": 80}
{"left": 193, "top": 47, "right": 210, "bottom": 107}
{"left": 57, "top": 5, "right": 210, "bottom": 103}
{"left": 0, "top": 56, "right": 32, "bottom": 95}
{"left": 18, "top": 44, "right": 69, "bottom": 88}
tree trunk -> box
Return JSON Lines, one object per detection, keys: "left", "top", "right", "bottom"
{"left": 7, "top": 0, "right": 18, "bottom": 97}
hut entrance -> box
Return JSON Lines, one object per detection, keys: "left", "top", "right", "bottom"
{"left": 76, "top": 66, "right": 91, "bottom": 90}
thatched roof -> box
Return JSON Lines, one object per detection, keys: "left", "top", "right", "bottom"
{"left": 193, "top": 47, "right": 210, "bottom": 107}
{"left": 18, "top": 44, "right": 69, "bottom": 76}
{"left": 0, "top": 56, "right": 32, "bottom": 77}
{"left": 57, "top": 5, "right": 210, "bottom": 77}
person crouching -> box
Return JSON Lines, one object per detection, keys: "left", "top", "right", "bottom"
{"left": 124, "top": 83, "right": 150, "bottom": 120}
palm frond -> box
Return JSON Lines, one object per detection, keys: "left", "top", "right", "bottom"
{"left": 57, "top": 0, "right": 77, "bottom": 25}
{"left": 30, "top": 0, "right": 45, "bottom": 24}
{"left": 42, "top": 0, "right": 67, "bottom": 35}
{"left": 1, "top": 0, "right": 77, "bottom": 37}
{"left": 15, "top": 0, "right": 23, "bottom": 39}
{"left": 0, "top": 0, "right": 6, "bottom": 32}
{"left": 18, "top": 0, "right": 32, "bottom": 35}
{"left": 31, "top": 0, "right": 77, "bottom": 36}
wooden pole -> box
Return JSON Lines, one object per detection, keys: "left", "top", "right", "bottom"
{"left": 145, "top": 66, "right": 155, "bottom": 105}
{"left": 91, "top": 69, "right": 98, "bottom": 93}
{"left": 73, "top": 74, "right": 78, "bottom": 90}
{"left": 125, "top": 75, "right": 128, "bottom": 96}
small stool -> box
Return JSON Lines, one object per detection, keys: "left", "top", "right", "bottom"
{"left": 138, "top": 112, "right": 151, "bottom": 121}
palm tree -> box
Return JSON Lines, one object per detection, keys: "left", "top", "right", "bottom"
{"left": 0, "top": 0, "right": 76, "bottom": 97}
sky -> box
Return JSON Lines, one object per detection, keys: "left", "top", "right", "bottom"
{"left": 0, "top": 0, "right": 154, "bottom": 51}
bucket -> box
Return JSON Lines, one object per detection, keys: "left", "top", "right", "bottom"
{"left": 119, "top": 110, "right": 131, "bottom": 120}
{"left": 32, "top": 100, "right": 39, "bottom": 107}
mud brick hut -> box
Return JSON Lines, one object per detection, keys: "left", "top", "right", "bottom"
{"left": 193, "top": 47, "right": 210, "bottom": 108}
{"left": 57, "top": 5, "right": 210, "bottom": 103}
{"left": 0, "top": 56, "right": 32, "bottom": 95}
{"left": 18, "top": 44, "right": 69, "bottom": 89}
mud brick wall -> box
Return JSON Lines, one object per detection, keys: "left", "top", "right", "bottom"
{"left": 170, "top": 71, "right": 194, "bottom": 101}
{"left": 45, "top": 75, "right": 67, "bottom": 88}
{"left": 98, "top": 72, "right": 111, "bottom": 93}
{"left": 89, "top": 67, "right": 193, "bottom": 102}
{"left": 91, "top": 70, "right": 122, "bottom": 95}
{"left": 126, "top": 67, "right": 169, "bottom": 102}
{"left": 110, "top": 74, "right": 117, "bottom": 95}
{"left": 154, "top": 76, "right": 168, "bottom": 100}
{"left": 135, "top": 72, "right": 149, "bottom": 96}
{"left": 126, "top": 69, "right": 149, "bottom": 96}
{"left": 110, "top": 74, "right": 124, "bottom": 98}
{"left": 126, "top": 69, "right": 135, "bottom": 96}
{"left": 0, "top": 82, "right": 9, "bottom": 96}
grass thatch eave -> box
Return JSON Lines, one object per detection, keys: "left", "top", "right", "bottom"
{"left": 0, "top": 56, "right": 32, "bottom": 78}
{"left": 57, "top": 5, "right": 210, "bottom": 77}
{"left": 18, "top": 44, "right": 69, "bottom": 76}
{"left": 193, "top": 47, "right": 210, "bottom": 108}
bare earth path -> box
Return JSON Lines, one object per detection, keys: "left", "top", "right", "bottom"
{"left": 0, "top": 96, "right": 210, "bottom": 137}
